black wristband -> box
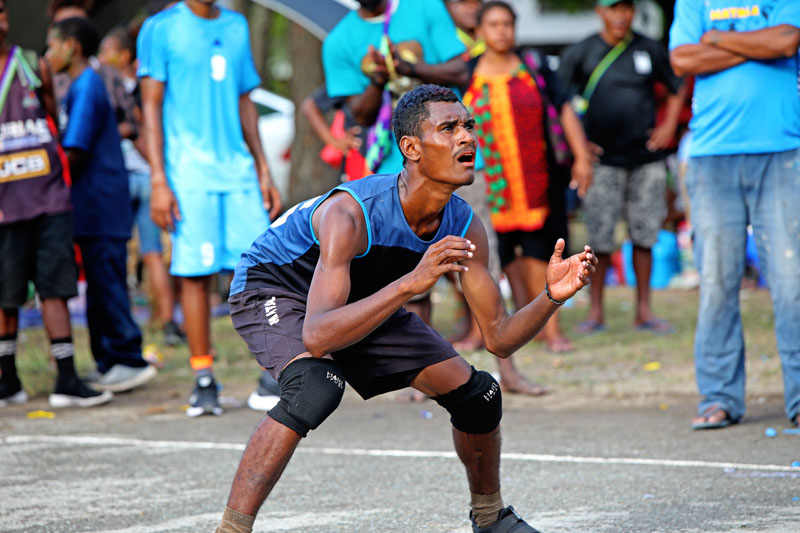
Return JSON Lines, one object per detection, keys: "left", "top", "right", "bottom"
{"left": 545, "top": 284, "right": 566, "bottom": 306}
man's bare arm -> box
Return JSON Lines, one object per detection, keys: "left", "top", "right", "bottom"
{"left": 458, "top": 217, "right": 559, "bottom": 357}
{"left": 140, "top": 77, "right": 167, "bottom": 181}
{"left": 64, "top": 149, "right": 86, "bottom": 179}
{"left": 348, "top": 48, "right": 469, "bottom": 127}
{"left": 396, "top": 56, "right": 470, "bottom": 89}
{"left": 347, "top": 45, "right": 389, "bottom": 127}
{"left": 239, "top": 93, "right": 281, "bottom": 219}
{"left": 560, "top": 104, "right": 593, "bottom": 197}
{"left": 347, "top": 83, "right": 385, "bottom": 127}
{"left": 140, "top": 77, "right": 180, "bottom": 231}
{"left": 460, "top": 217, "right": 595, "bottom": 358}
{"left": 702, "top": 24, "right": 800, "bottom": 60}
{"left": 303, "top": 194, "right": 473, "bottom": 356}
{"left": 38, "top": 58, "right": 58, "bottom": 125}
{"left": 647, "top": 83, "right": 687, "bottom": 151}
{"left": 670, "top": 44, "right": 746, "bottom": 76}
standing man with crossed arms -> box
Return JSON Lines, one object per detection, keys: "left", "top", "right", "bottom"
{"left": 138, "top": 0, "right": 281, "bottom": 417}
{"left": 670, "top": 0, "right": 800, "bottom": 429}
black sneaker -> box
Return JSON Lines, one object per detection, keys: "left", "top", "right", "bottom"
{"left": 471, "top": 506, "right": 542, "bottom": 533}
{"left": 186, "top": 374, "right": 223, "bottom": 417}
{"left": 0, "top": 378, "right": 28, "bottom": 408}
{"left": 49, "top": 376, "right": 113, "bottom": 408}
{"left": 247, "top": 370, "right": 281, "bottom": 411}
{"left": 163, "top": 321, "right": 187, "bottom": 347}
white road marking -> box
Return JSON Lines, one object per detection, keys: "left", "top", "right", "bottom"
{"left": 91, "top": 510, "right": 385, "bottom": 532}
{"left": 4, "top": 435, "right": 800, "bottom": 473}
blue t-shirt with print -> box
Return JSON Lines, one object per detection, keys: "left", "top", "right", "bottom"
{"left": 669, "top": 0, "right": 800, "bottom": 156}
{"left": 137, "top": 2, "right": 262, "bottom": 193}
{"left": 62, "top": 68, "right": 131, "bottom": 239}
{"left": 322, "top": 0, "right": 465, "bottom": 174}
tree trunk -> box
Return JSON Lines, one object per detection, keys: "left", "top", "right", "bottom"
{"left": 247, "top": 3, "right": 270, "bottom": 78}
{"left": 287, "top": 22, "right": 339, "bottom": 205}
{"left": 230, "top": 0, "right": 248, "bottom": 15}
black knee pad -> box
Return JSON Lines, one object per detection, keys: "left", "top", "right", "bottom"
{"left": 433, "top": 368, "right": 502, "bottom": 434}
{"left": 268, "top": 358, "right": 345, "bottom": 437}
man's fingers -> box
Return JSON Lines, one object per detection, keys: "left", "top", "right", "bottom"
{"left": 152, "top": 214, "right": 164, "bottom": 231}
{"left": 441, "top": 262, "right": 468, "bottom": 274}
{"left": 269, "top": 200, "right": 281, "bottom": 221}
{"left": 435, "top": 247, "right": 474, "bottom": 265}
{"left": 152, "top": 208, "right": 170, "bottom": 232}
{"left": 431, "top": 236, "right": 473, "bottom": 253}
{"left": 584, "top": 246, "right": 598, "bottom": 265}
{"left": 551, "top": 238, "right": 565, "bottom": 260}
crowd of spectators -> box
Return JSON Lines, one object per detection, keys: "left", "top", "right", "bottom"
{"left": 0, "top": 0, "right": 797, "bottom": 433}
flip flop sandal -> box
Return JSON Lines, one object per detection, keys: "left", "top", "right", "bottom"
{"left": 634, "top": 318, "right": 674, "bottom": 334}
{"left": 575, "top": 320, "right": 607, "bottom": 334}
{"left": 691, "top": 406, "right": 734, "bottom": 430}
{"left": 472, "top": 506, "right": 542, "bottom": 533}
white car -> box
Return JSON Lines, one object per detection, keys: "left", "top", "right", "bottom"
{"left": 250, "top": 87, "right": 294, "bottom": 202}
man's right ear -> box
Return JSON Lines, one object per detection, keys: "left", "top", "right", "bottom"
{"left": 398, "top": 135, "right": 421, "bottom": 164}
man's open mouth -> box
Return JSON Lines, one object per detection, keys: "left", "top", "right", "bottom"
{"left": 457, "top": 150, "right": 475, "bottom": 165}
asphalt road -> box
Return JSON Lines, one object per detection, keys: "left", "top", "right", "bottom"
{"left": 2, "top": 388, "right": 799, "bottom": 532}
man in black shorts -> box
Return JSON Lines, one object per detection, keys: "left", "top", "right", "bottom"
{"left": 0, "top": 0, "right": 111, "bottom": 409}
{"left": 216, "top": 85, "right": 597, "bottom": 533}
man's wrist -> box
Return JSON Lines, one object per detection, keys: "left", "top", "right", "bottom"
{"left": 545, "top": 284, "right": 566, "bottom": 306}
{"left": 151, "top": 176, "right": 170, "bottom": 188}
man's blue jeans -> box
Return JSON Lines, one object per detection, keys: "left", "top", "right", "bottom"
{"left": 686, "top": 148, "right": 800, "bottom": 423}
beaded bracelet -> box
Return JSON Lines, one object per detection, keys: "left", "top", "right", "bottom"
{"left": 545, "top": 284, "right": 566, "bottom": 306}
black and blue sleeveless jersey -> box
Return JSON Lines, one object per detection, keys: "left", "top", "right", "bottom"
{"left": 230, "top": 174, "right": 474, "bottom": 303}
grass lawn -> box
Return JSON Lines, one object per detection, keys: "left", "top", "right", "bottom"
{"left": 13, "top": 284, "right": 783, "bottom": 406}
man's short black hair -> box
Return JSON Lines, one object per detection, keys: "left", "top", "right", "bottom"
{"left": 52, "top": 16, "right": 100, "bottom": 58}
{"left": 392, "top": 84, "right": 461, "bottom": 143}
{"left": 477, "top": 0, "right": 517, "bottom": 25}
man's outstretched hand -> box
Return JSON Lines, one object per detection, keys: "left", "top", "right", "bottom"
{"left": 545, "top": 239, "right": 598, "bottom": 303}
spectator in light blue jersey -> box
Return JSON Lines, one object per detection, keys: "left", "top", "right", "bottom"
{"left": 670, "top": 0, "right": 800, "bottom": 430}
{"left": 138, "top": 0, "right": 282, "bottom": 418}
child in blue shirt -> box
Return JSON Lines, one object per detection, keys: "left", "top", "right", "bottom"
{"left": 46, "top": 17, "right": 156, "bottom": 393}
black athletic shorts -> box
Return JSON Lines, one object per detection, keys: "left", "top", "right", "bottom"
{"left": 0, "top": 212, "right": 78, "bottom": 308}
{"left": 229, "top": 287, "right": 459, "bottom": 399}
{"left": 496, "top": 178, "right": 568, "bottom": 267}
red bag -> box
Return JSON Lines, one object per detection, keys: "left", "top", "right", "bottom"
{"left": 319, "top": 110, "right": 346, "bottom": 167}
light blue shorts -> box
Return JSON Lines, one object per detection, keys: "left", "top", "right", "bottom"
{"left": 171, "top": 188, "right": 269, "bottom": 277}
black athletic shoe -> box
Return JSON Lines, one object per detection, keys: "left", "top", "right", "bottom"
{"left": 247, "top": 370, "right": 280, "bottom": 411}
{"left": 471, "top": 506, "right": 542, "bottom": 533}
{"left": 163, "top": 321, "right": 187, "bottom": 347}
{"left": 49, "top": 376, "right": 113, "bottom": 408}
{"left": 186, "top": 374, "right": 223, "bottom": 417}
{"left": 0, "top": 377, "right": 28, "bottom": 407}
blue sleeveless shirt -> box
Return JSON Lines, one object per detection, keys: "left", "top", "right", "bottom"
{"left": 230, "top": 174, "right": 474, "bottom": 302}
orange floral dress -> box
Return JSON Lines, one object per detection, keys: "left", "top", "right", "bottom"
{"left": 462, "top": 63, "right": 550, "bottom": 233}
